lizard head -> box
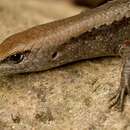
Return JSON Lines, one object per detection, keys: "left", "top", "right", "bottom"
{"left": 0, "top": 24, "right": 75, "bottom": 75}
{"left": 0, "top": 31, "right": 35, "bottom": 75}
{"left": 0, "top": 26, "right": 56, "bottom": 75}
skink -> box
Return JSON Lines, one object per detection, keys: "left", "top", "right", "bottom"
{"left": 0, "top": 0, "right": 130, "bottom": 111}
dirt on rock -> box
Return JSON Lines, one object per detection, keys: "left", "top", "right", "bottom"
{"left": 0, "top": 0, "right": 130, "bottom": 130}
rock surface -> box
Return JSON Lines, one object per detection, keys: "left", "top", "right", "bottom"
{"left": 0, "top": 0, "right": 130, "bottom": 130}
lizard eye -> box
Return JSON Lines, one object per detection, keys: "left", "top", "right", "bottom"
{"left": 3, "top": 51, "right": 30, "bottom": 64}
{"left": 6, "top": 53, "right": 25, "bottom": 64}
{"left": 8, "top": 53, "right": 24, "bottom": 64}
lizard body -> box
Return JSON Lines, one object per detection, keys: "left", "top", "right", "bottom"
{"left": 0, "top": 0, "right": 130, "bottom": 111}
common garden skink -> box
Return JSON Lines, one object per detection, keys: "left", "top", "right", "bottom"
{"left": 0, "top": 0, "right": 130, "bottom": 111}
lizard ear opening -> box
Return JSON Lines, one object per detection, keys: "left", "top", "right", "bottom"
{"left": 52, "top": 52, "right": 58, "bottom": 60}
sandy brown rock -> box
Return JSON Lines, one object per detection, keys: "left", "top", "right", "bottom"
{"left": 0, "top": 0, "right": 130, "bottom": 130}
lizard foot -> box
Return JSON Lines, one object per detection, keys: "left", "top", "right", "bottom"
{"left": 109, "top": 41, "right": 130, "bottom": 111}
{"left": 109, "top": 85, "right": 127, "bottom": 111}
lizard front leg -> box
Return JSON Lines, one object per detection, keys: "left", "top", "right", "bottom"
{"left": 110, "top": 41, "right": 130, "bottom": 111}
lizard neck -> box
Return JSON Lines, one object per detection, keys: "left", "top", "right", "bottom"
{"left": 55, "top": 16, "right": 130, "bottom": 63}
